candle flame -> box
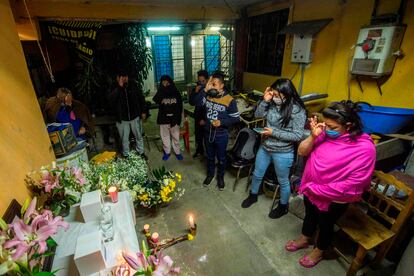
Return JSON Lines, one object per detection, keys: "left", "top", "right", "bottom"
{"left": 108, "top": 186, "right": 117, "bottom": 192}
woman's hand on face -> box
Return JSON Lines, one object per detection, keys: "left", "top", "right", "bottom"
{"left": 263, "top": 87, "right": 273, "bottom": 102}
{"left": 262, "top": 127, "right": 273, "bottom": 136}
{"left": 309, "top": 116, "right": 325, "bottom": 138}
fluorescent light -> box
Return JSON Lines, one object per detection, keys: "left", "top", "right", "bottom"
{"left": 147, "top": 26, "right": 180, "bottom": 31}
{"left": 191, "top": 39, "right": 196, "bottom": 47}
{"left": 210, "top": 26, "right": 221, "bottom": 31}
{"left": 145, "top": 38, "right": 151, "bottom": 48}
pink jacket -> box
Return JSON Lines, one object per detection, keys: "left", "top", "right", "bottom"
{"left": 298, "top": 132, "right": 376, "bottom": 211}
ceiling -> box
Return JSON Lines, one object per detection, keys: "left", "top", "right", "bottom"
{"left": 28, "top": 0, "right": 270, "bottom": 9}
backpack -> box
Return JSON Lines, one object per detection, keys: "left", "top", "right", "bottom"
{"left": 230, "top": 128, "right": 259, "bottom": 161}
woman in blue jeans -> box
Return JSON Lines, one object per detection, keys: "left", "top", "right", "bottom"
{"left": 241, "top": 78, "right": 306, "bottom": 219}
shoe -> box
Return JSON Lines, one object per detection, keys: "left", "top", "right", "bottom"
{"left": 140, "top": 153, "right": 148, "bottom": 160}
{"left": 192, "top": 152, "right": 203, "bottom": 158}
{"left": 299, "top": 255, "right": 323, "bottom": 268}
{"left": 175, "top": 154, "right": 184, "bottom": 161}
{"left": 241, "top": 193, "right": 258, "bottom": 208}
{"left": 217, "top": 177, "right": 225, "bottom": 191}
{"left": 203, "top": 175, "right": 214, "bottom": 187}
{"left": 268, "top": 203, "right": 288, "bottom": 219}
{"left": 162, "top": 152, "right": 170, "bottom": 161}
{"left": 285, "top": 240, "right": 309, "bottom": 252}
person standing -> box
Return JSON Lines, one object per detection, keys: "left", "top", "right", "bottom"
{"left": 241, "top": 79, "right": 307, "bottom": 219}
{"left": 153, "top": 75, "right": 184, "bottom": 161}
{"left": 192, "top": 72, "right": 240, "bottom": 190}
{"left": 108, "top": 70, "right": 147, "bottom": 158}
{"left": 189, "top": 70, "right": 208, "bottom": 158}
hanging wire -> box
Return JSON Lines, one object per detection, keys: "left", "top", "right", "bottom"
{"left": 290, "top": 64, "right": 300, "bottom": 80}
{"left": 223, "top": 0, "right": 237, "bottom": 15}
{"left": 23, "top": 0, "right": 55, "bottom": 83}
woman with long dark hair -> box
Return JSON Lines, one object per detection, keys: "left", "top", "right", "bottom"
{"left": 241, "top": 78, "right": 307, "bottom": 218}
{"left": 153, "top": 75, "right": 183, "bottom": 161}
{"left": 285, "top": 101, "right": 375, "bottom": 268}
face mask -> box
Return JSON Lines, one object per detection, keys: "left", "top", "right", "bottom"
{"left": 325, "top": 129, "right": 341, "bottom": 138}
{"left": 206, "top": 88, "right": 221, "bottom": 98}
{"left": 272, "top": 97, "right": 283, "bottom": 105}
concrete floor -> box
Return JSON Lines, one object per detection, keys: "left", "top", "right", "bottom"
{"left": 113, "top": 112, "right": 350, "bottom": 276}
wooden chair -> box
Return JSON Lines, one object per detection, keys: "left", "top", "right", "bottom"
{"left": 335, "top": 170, "right": 414, "bottom": 276}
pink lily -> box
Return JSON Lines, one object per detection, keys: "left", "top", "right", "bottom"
{"left": 40, "top": 171, "right": 61, "bottom": 193}
{"left": 23, "top": 197, "right": 38, "bottom": 221}
{"left": 71, "top": 167, "right": 86, "bottom": 186}
{"left": 122, "top": 251, "right": 149, "bottom": 271}
{"left": 152, "top": 252, "right": 180, "bottom": 276}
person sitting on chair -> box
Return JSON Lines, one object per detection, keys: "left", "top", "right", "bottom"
{"left": 43, "top": 87, "right": 95, "bottom": 140}
{"left": 241, "top": 79, "right": 306, "bottom": 219}
{"left": 285, "top": 100, "right": 376, "bottom": 268}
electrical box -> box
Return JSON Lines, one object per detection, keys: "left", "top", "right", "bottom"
{"left": 291, "top": 34, "right": 314, "bottom": 63}
{"left": 351, "top": 24, "right": 406, "bottom": 77}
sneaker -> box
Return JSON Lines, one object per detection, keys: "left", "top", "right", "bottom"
{"left": 192, "top": 152, "right": 203, "bottom": 158}
{"left": 217, "top": 177, "right": 225, "bottom": 191}
{"left": 175, "top": 153, "right": 184, "bottom": 161}
{"left": 203, "top": 175, "right": 214, "bottom": 187}
{"left": 268, "top": 203, "right": 288, "bottom": 219}
{"left": 162, "top": 152, "right": 170, "bottom": 161}
{"left": 241, "top": 193, "right": 258, "bottom": 208}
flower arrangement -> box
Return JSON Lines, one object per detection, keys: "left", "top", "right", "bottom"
{"left": 25, "top": 163, "right": 89, "bottom": 216}
{"left": 136, "top": 167, "right": 185, "bottom": 208}
{"left": 0, "top": 197, "right": 69, "bottom": 275}
{"left": 82, "top": 153, "right": 184, "bottom": 208}
{"left": 120, "top": 240, "right": 180, "bottom": 276}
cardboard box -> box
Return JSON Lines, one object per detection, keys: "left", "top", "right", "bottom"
{"left": 47, "top": 123, "right": 77, "bottom": 156}
{"left": 74, "top": 230, "right": 107, "bottom": 276}
{"left": 80, "top": 191, "right": 103, "bottom": 222}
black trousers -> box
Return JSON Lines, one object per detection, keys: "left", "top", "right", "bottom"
{"left": 302, "top": 196, "right": 349, "bottom": 250}
{"left": 194, "top": 119, "right": 205, "bottom": 154}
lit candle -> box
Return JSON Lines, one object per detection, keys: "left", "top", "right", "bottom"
{"left": 189, "top": 215, "right": 195, "bottom": 229}
{"left": 52, "top": 161, "right": 57, "bottom": 169}
{"left": 143, "top": 224, "right": 150, "bottom": 233}
{"left": 108, "top": 186, "right": 118, "bottom": 203}
{"left": 151, "top": 232, "right": 159, "bottom": 243}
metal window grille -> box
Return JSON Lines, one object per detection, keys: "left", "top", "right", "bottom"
{"left": 153, "top": 35, "right": 173, "bottom": 81}
{"left": 171, "top": 36, "right": 185, "bottom": 81}
{"left": 205, "top": 35, "right": 221, "bottom": 76}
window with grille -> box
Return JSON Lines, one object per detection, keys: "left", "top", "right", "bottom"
{"left": 246, "top": 8, "right": 289, "bottom": 76}
{"left": 152, "top": 35, "right": 185, "bottom": 82}
{"left": 191, "top": 35, "right": 205, "bottom": 81}
{"left": 205, "top": 35, "right": 220, "bottom": 76}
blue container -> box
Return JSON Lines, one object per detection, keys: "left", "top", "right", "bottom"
{"left": 357, "top": 103, "right": 414, "bottom": 134}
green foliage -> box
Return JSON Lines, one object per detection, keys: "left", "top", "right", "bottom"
{"left": 75, "top": 59, "right": 104, "bottom": 101}
{"left": 117, "top": 23, "right": 152, "bottom": 90}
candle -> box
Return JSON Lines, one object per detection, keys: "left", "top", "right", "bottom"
{"left": 52, "top": 161, "right": 56, "bottom": 169}
{"left": 151, "top": 232, "right": 159, "bottom": 243}
{"left": 108, "top": 186, "right": 118, "bottom": 203}
{"left": 189, "top": 215, "right": 195, "bottom": 229}
{"left": 143, "top": 224, "right": 150, "bottom": 233}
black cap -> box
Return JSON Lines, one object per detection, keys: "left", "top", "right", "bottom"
{"left": 116, "top": 69, "right": 128, "bottom": 77}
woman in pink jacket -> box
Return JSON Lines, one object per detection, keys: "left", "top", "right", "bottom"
{"left": 285, "top": 100, "right": 376, "bottom": 268}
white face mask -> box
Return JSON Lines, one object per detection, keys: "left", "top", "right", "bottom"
{"left": 272, "top": 97, "right": 283, "bottom": 105}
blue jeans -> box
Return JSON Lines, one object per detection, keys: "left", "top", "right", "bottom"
{"left": 250, "top": 146, "right": 294, "bottom": 204}
{"left": 204, "top": 131, "right": 228, "bottom": 178}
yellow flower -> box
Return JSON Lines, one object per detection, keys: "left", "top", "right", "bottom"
{"left": 175, "top": 173, "right": 182, "bottom": 182}
{"left": 169, "top": 181, "right": 176, "bottom": 189}
{"left": 187, "top": 234, "right": 194, "bottom": 241}
{"left": 138, "top": 193, "right": 149, "bottom": 202}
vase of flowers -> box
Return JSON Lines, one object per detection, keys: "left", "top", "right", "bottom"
{"left": 25, "top": 163, "right": 89, "bottom": 216}
{"left": 0, "top": 197, "right": 69, "bottom": 275}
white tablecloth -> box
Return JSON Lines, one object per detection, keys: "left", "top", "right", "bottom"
{"left": 51, "top": 192, "right": 139, "bottom": 276}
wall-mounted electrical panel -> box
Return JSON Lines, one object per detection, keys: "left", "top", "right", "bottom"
{"left": 351, "top": 24, "right": 406, "bottom": 77}
{"left": 291, "top": 34, "right": 314, "bottom": 63}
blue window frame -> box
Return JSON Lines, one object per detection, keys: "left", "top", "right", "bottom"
{"left": 204, "top": 35, "right": 221, "bottom": 75}
{"left": 153, "top": 35, "right": 173, "bottom": 81}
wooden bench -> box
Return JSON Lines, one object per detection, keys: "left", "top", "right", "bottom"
{"left": 335, "top": 171, "right": 414, "bottom": 276}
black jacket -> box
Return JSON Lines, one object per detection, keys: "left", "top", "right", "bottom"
{"left": 189, "top": 86, "right": 206, "bottom": 122}
{"left": 153, "top": 86, "right": 183, "bottom": 126}
{"left": 108, "top": 83, "right": 146, "bottom": 122}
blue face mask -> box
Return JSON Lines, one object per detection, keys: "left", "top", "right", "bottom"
{"left": 325, "top": 129, "right": 341, "bottom": 138}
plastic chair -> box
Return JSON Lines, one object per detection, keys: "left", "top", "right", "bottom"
{"left": 180, "top": 117, "right": 190, "bottom": 153}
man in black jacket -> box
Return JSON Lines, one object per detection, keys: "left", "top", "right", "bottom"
{"left": 108, "top": 70, "right": 147, "bottom": 158}
{"left": 189, "top": 70, "right": 208, "bottom": 158}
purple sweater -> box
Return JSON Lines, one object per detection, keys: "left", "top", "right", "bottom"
{"left": 299, "top": 132, "right": 376, "bottom": 211}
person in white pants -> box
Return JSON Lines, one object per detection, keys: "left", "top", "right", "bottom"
{"left": 153, "top": 75, "right": 183, "bottom": 161}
